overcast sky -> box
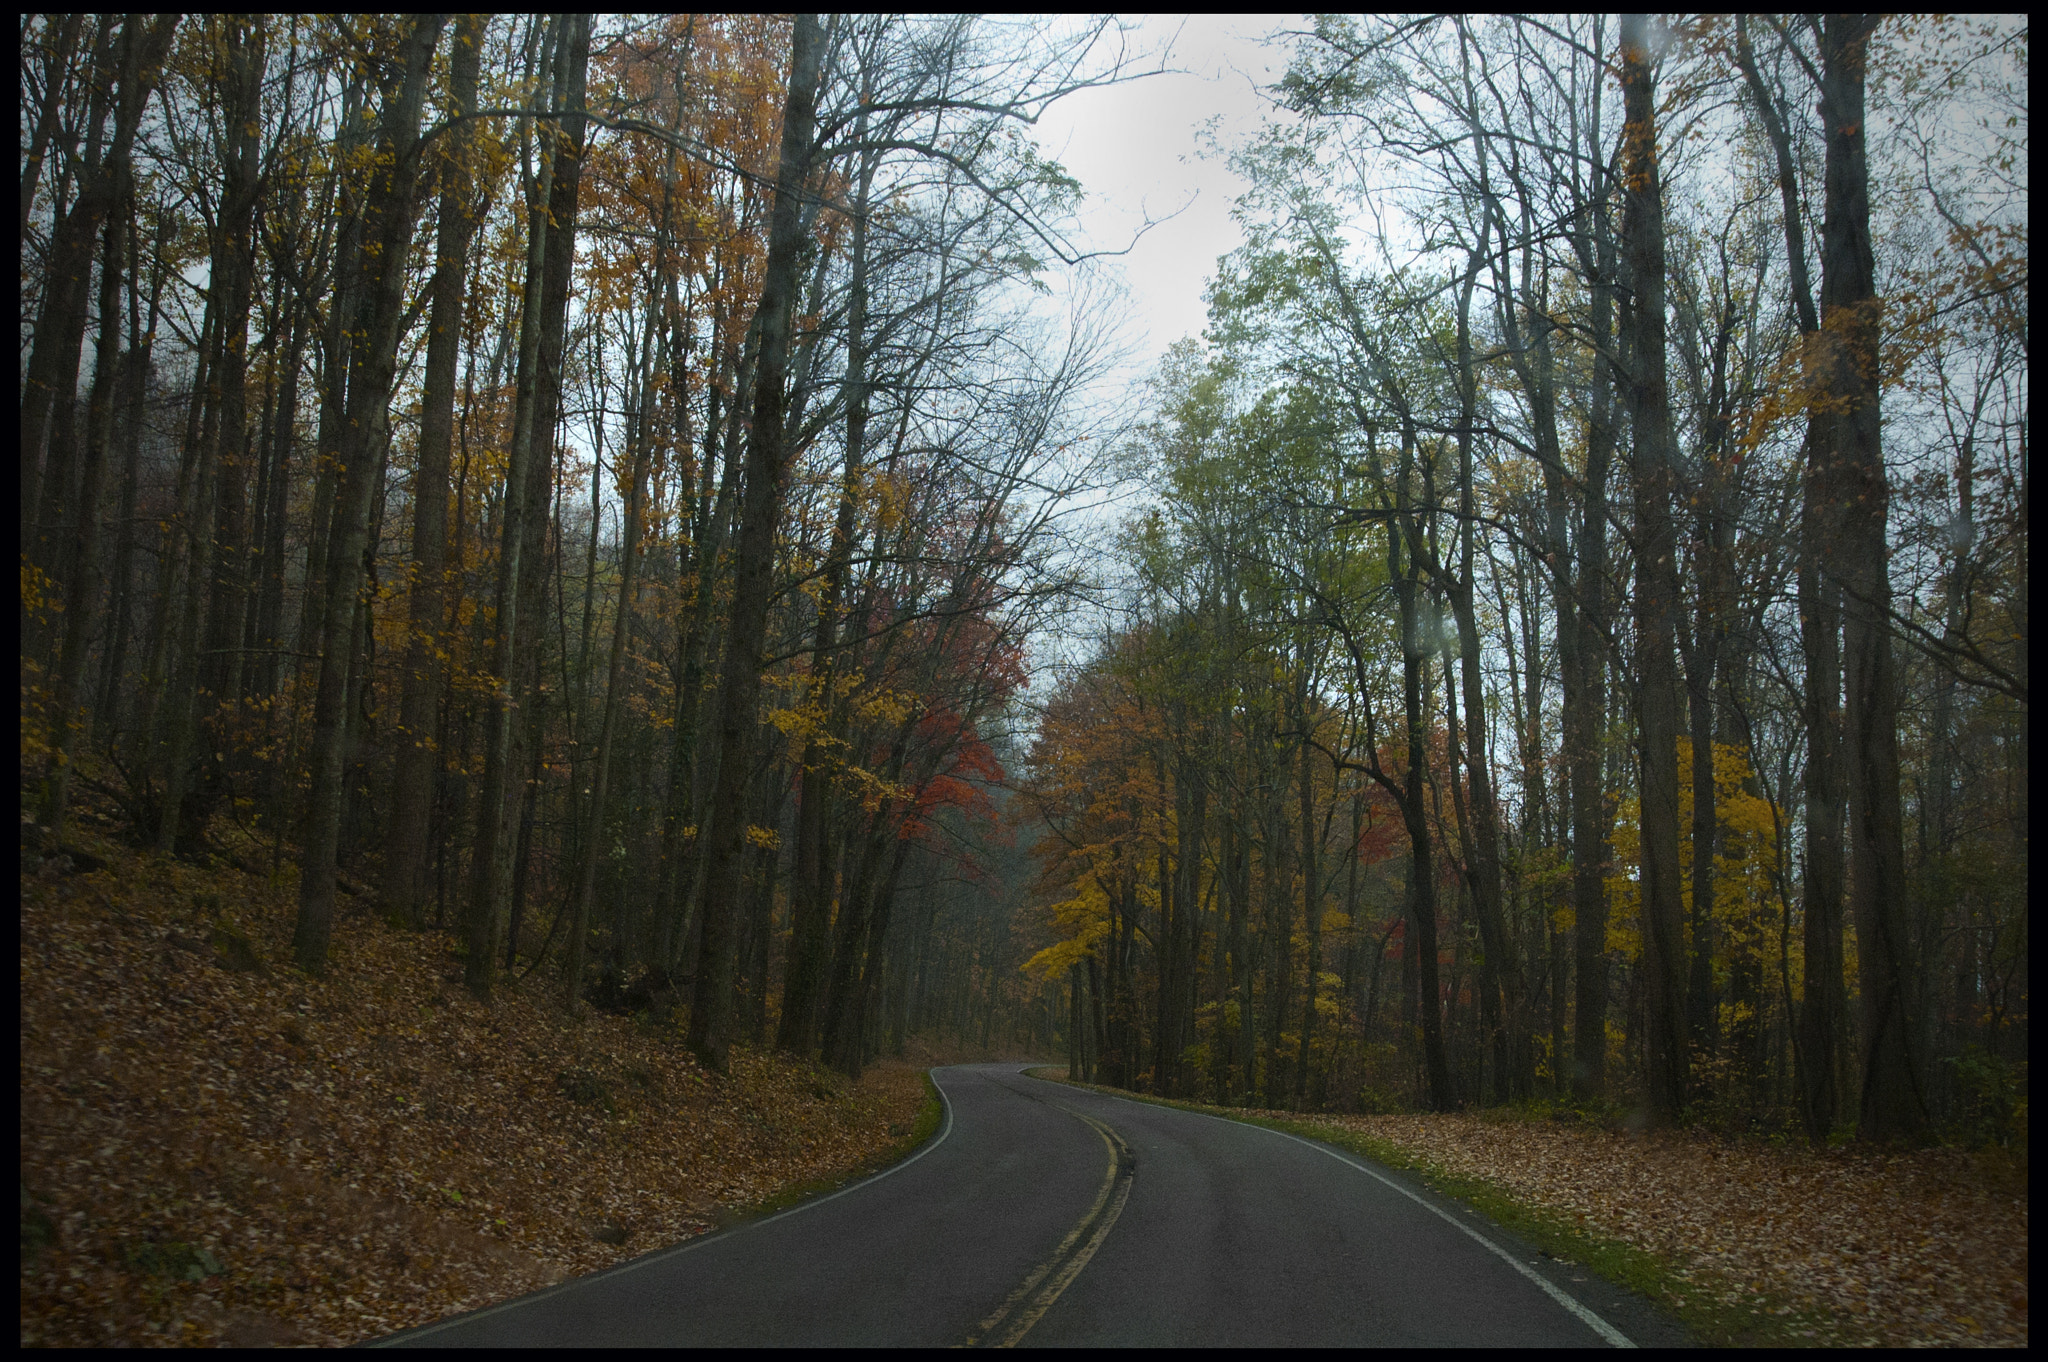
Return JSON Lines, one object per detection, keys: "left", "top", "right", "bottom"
{"left": 1029, "top": 15, "right": 1301, "bottom": 379}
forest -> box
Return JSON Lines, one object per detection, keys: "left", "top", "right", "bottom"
{"left": 19, "top": 12, "right": 2027, "bottom": 1149}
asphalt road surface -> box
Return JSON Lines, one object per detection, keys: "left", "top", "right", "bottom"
{"left": 379, "top": 1062, "right": 1689, "bottom": 1347}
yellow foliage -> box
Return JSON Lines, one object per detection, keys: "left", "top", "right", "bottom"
{"left": 765, "top": 704, "right": 823, "bottom": 745}
{"left": 1605, "top": 739, "right": 1780, "bottom": 967}
{"left": 1020, "top": 882, "right": 1110, "bottom": 979}
{"left": 851, "top": 687, "right": 913, "bottom": 729}
{"left": 1021, "top": 936, "right": 1094, "bottom": 979}
{"left": 838, "top": 763, "right": 910, "bottom": 813}
{"left": 20, "top": 560, "right": 60, "bottom": 622}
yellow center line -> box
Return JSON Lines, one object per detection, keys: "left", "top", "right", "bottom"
{"left": 962, "top": 1110, "right": 1133, "bottom": 1348}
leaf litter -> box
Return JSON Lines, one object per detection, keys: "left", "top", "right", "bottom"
{"left": 1294, "top": 1108, "right": 2026, "bottom": 1347}
{"left": 18, "top": 826, "right": 929, "bottom": 1347}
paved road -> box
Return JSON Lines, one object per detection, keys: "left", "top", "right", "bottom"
{"left": 379, "top": 1063, "right": 1686, "bottom": 1347}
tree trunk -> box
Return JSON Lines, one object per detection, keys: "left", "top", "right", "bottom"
{"left": 687, "top": 12, "right": 825, "bottom": 1073}
{"left": 1734, "top": 15, "right": 1848, "bottom": 1146}
{"left": 29, "top": 17, "right": 179, "bottom": 667}
{"left": 95, "top": 220, "right": 160, "bottom": 742}
{"left": 1178, "top": 744, "right": 1208, "bottom": 1099}
{"left": 42, "top": 155, "right": 129, "bottom": 842}
{"left": 469, "top": 13, "right": 591, "bottom": 995}
{"left": 296, "top": 75, "right": 369, "bottom": 682}
{"left": 1684, "top": 485, "right": 1725, "bottom": 1079}
{"left": 1619, "top": 12, "right": 1689, "bottom": 1124}
{"left": 1292, "top": 713, "right": 1321, "bottom": 1110}
{"left": 385, "top": 12, "right": 485, "bottom": 925}
{"left": 564, "top": 307, "right": 655, "bottom": 1007}
{"left": 1391, "top": 425, "right": 1453, "bottom": 1112}
{"left": 245, "top": 269, "right": 301, "bottom": 703}
{"left": 20, "top": 18, "right": 123, "bottom": 571}
{"left": 1568, "top": 66, "right": 1619, "bottom": 1106}
{"left": 1261, "top": 742, "right": 1293, "bottom": 1108}
{"left": 293, "top": 15, "right": 447, "bottom": 974}
{"left": 1815, "top": 15, "right": 1926, "bottom": 1144}
{"left": 192, "top": 14, "right": 268, "bottom": 794}
{"left": 782, "top": 132, "right": 878, "bottom": 1055}
{"left": 1448, "top": 265, "right": 1529, "bottom": 1104}
{"left": 18, "top": 15, "right": 83, "bottom": 246}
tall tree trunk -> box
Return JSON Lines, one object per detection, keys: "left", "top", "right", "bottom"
{"left": 247, "top": 295, "right": 304, "bottom": 807}
{"left": 1178, "top": 743, "right": 1208, "bottom": 1099}
{"left": 1684, "top": 502, "right": 1724, "bottom": 1079}
{"left": 19, "top": 14, "right": 84, "bottom": 246}
{"left": 687, "top": 12, "right": 825, "bottom": 1073}
{"left": 21, "top": 18, "right": 121, "bottom": 573}
{"left": 740, "top": 761, "right": 788, "bottom": 1046}
{"left": 154, "top": 292, "right": 231, "bottom": 855}
{"left": 386, "top": 13, "right": 485, "bottom": 925}
{"left": 95, "top": 219, "right": 161, "bottom": 742}
{"left": 193, "top": 15, "right": 268, "bottom": 799}
{"left": 782, "top": 132, "right": 878, "bottom": 1055}
{"left": 293, "top": 15, "right": 447, "bottom": 974}
{"left": 1292, "top": 712, "right": 1321, "bottom": 1110}
{"left": 1568, "top": 60, "right": 1619, "bottom": 1106}
{"left": 1619, "top": 12, "right": 1689, "bottom": 1124}
{"left": 1261, "top": 738, "right": 1294, "bottom": 1108}
{"left": 1390, "top": 425, "right": 1453, "bottom": 1112}
{"left": 656, "top": 327, "right": 750, "bottom": 975}
{"left": 1923, "top": 423, "right": 1972, "bottom": 1073}
{"left": 42, "top": 150, "right": 130, "bottom": 841}
{"left": 822, "top": 728, "right": 909, "bottom": 1075}
{"left": 1448, "top": 265, "right": 1529, "bottom": 1104}
{"left": 1734, "top": 16, "right": 1847, "bottom": 1145}
{"left": 564, "top": 310, "right": 655, "bottom": 1007}
{"left": 1224, "top": 804, "right": 1254, "bottom": 1103}
{"left": 469, "top": 13, "right": 591, "bottom": 995}
{"left": 1816, "top": 15, "right": 1926, "bottom": 1144}
{"left": 135, "top": 289, "right": 213, "bottom": 837}
{"left": 845, "top": 833, "right": 913, "bottom": 1074}
{"left": 296, "top": 76, "right": 369, "bottom": 683}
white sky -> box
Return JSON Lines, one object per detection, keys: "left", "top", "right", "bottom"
{"left": 1030, "top": 14, "right": 1302, "bottom": 377}
{"left": 1010, "top": 18, "right": 1302, "bottom": 682}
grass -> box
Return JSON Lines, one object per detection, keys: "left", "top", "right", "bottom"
{"left": 1028, "top": 1070, "right": 1857, "bottom": 1349}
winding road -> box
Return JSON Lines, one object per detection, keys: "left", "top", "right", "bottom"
{"left": 379, "top": 1063, "right": 1688, "bottom": 1347}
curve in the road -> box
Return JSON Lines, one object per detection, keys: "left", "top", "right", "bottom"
{"left": 967, "top": 1107, "right": 1133, "bottom": 1347}
{"left": 376, "top": 1062, "right": 1673, "bottom": 1348}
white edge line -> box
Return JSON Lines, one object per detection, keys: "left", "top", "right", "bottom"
{"left": 1048, "top": 1078, "right": 1634, "bottom": 1350}
{"left": 1254, "top": 1125, "right": 1635, "bottom": 1348}
{"left": 374, "top": 1067, "right": 958, "bottom": 1346}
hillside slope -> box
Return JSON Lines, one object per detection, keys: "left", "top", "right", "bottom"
{"left": 19, "top": 819, "right": 929, "bottom": 1347}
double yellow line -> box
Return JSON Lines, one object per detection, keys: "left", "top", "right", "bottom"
{"left": 961, "top": 1111, "right": 1134, "bottom": 1348}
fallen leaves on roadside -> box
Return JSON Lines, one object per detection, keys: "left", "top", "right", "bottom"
{"left": 1294, "top": 1109, "right": 2026, "bottom": 1348}
{"left": 18, "top": 831, "right": 929, "bottom": 1347}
